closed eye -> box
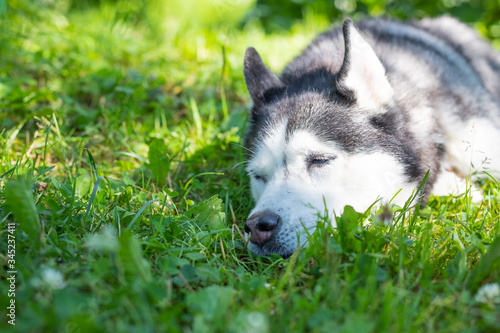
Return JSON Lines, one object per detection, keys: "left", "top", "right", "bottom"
{"left": 311, "top": 158, "right": 329, "bottom": 165}
{"left": 307, "top": 155, "right": 335, "bottom": 169}
{"left": 251, "top": 173, "right": 267, "bottom": 183}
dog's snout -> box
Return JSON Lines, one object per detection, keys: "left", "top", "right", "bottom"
{"left": 244, "top": 211, "right": 281, "bottom": 245}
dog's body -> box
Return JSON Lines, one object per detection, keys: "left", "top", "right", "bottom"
{"left": 243, "top": 16, "right": 500, "bottom": 257}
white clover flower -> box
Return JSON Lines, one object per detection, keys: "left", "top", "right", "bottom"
{"left": 32, "top": 267, "right": 66, "bottom": 290}
{"left": 264, "top": 283, "right": 275, "bottom": 290}
{"left": 474, "top": 283, "right": 500, "bottom": 304}
{"left": 85, "top": 224, "right": 119, "bottom": 253}
{"left": 41, "top": 268, "right": 66, "bottom": 290}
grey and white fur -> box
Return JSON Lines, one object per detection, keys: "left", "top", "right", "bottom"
{"left": 242, "top": 16, "right": 500, "bottom": 258}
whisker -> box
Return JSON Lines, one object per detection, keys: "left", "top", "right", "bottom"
{"left": 232, "top": 161, "right": 248, "bottom": 169}
{"left": 231, "top": 142, "right": 255, "bottom": 155}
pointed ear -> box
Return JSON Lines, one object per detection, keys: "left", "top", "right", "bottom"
{"left": 336, "top": 19, "right": 394, "bottom": 109}
{"left": 244, "top": 47, "right": 283, "bottom": 105}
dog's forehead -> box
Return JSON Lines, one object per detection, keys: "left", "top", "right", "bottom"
{"left": 245, "top": 91, "right": 375, "bottom": 169}
{"left": 247, "top": 120, "right": 341, "bottom": 173}
{"left": 285, "top": 130, "right": 340, "bottom": 156}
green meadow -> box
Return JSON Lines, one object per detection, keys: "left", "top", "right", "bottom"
{"left": 1, "top": 0, "right": 499, "bottom": 332}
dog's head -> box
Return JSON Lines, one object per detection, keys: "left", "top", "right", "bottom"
{"left": 242, "top": 19, "right": 421, "bottom": 257}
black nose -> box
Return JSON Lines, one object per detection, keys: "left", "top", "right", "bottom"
{"left": 244, "top": 211, "right": 281, "bottom": 245}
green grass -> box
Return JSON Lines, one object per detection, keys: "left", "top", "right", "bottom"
{"left": 1, "top": 1, "right": 500, "bottom": 332}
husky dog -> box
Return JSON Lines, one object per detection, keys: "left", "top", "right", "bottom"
{"left": 242, "top": 16, "right": 500, "bottom": 258}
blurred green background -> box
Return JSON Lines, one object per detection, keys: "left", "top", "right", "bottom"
{"left": 2, "top": 0, "right": 500, "bottom": 131}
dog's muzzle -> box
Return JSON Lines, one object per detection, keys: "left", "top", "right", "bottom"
{"left": 244, "top": 211, "right": 281, "bottom": 245}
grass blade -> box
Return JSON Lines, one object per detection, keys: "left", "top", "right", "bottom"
{"left": 4, "top": 176, "right": 42, "bottom": 250}
{"left": 190, "top": 97, "right": 203, "bottom": 138}
{"left": 0, "top": 166, "right": 16, "bottom": 179}
{"left": 466, "top": 236, "right": 500, "bottom": 289}
{"left": 85, "top": 148, "right": 98, "bottom": 181}
{"left": 148, "top": 139, "right": 170, "bottom": 187}
{"left": 84, "top": 175, "right": 106, "bottom": 224}
{"left": 43, "top": 116, "right": 55, "bottom": 164}
{"left": 126, "top": 199, "right": 158, "bottom": 229}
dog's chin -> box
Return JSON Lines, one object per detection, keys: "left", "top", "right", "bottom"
{"left": 248, "top": 241, "right": 297, "bottom": 259}
{"left": 279, "top": 251, "right": 295, "bottom": 259}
